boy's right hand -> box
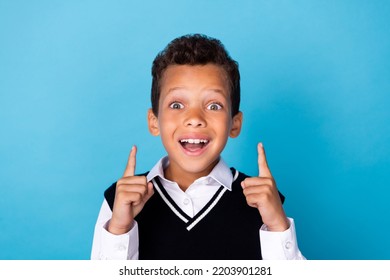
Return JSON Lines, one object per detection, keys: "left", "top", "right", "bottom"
{"left": 108, "top": 146, "right": 154, "bottom": 235}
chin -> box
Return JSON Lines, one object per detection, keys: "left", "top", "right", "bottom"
{"left": 179, "top": 156, "right": 220, "bottom": 174}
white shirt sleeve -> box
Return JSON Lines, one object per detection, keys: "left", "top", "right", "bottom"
{"left": 260, "top": 217, "right": 306, "bottom": 260}
{"left": 90, "top": 200, "right": 139, "bottom": 260}
{"left": 91, "top": 201, "right": 305, "bottom": 260}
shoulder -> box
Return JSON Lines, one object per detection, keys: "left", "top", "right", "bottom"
{"left": 230, "top": 167, "right": 252, "bottom": 186}
{"left": 103, "top": 171, "right": 149, "bottom": 211}
{"left": 229, "top": 167, "right": 285, "bottom": 204}
{"left": 104, "top": 182, "right": 117, "bottom": 211}
{"left": 230, "top": 167, "right": 249, "bottom": 181}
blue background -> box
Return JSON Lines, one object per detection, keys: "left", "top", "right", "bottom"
{"left": 1, "top": 0, "right": 389, "bottom": 260}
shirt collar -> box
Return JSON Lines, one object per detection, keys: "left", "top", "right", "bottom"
{"left": 146, "top": 156, "right": 233, "bottom": 191}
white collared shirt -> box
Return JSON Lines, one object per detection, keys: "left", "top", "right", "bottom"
{"left": 91, "top": 157, "right": 305, "bottom": 260}
{"left": 146, "top": 157, "right": 233, "bottom": 218}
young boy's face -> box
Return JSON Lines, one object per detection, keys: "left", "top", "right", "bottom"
{"left": 148, "top": 64, "right": 242, "bottom": 185}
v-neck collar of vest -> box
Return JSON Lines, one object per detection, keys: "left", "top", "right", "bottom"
{"left": 151, "top": 169, "right": 239, "bottom": 231}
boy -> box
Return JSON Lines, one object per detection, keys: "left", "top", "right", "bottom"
{"left": 91, "top": 34, "right": 305, "bottom": 260}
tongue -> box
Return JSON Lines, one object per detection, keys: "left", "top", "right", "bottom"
{"left": 182, "top": 142, "right": 203, "bottom": 152}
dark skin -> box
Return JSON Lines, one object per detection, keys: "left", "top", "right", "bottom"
{"left": 108, "top": 64, "right": 289, "bottom": 235}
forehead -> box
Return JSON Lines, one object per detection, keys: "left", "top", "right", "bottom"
{"left": 160, "top": 64, "right": 229, "bottom": 95}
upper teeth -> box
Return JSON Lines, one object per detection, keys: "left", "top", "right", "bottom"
{"left": 180, "top": 139, "right": 208, "bottom": 144}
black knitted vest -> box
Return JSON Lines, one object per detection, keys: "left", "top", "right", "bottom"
{"left": 104, "top": 168, "right": 285, "bottom": 260}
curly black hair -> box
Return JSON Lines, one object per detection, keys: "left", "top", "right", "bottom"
{"left": 151, "top": 34, "right": 240, "bottom": 117}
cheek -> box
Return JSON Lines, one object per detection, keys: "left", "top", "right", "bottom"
{"left": 219, "top": 114, "right": 232, "bottom": 129}
{"left": 211, "top": 116, "right": 232, "bottom": 139}
{"left": 158, "top": 116, "right": 176, "bottom": 139}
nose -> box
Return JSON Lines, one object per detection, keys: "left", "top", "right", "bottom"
{"left": 184, "top": 108, "right": 206, "bottom": 128}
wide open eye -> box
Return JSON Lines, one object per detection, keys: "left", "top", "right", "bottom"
{"left": 207, "top": 102, "right": 223, "bottom": 111}
{"left": 169, "top": 101, "right": 184, "bottom": 109}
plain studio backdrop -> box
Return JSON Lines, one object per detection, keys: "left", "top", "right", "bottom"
{"left": 0, "top": 0, "right": 389, "bottom": 260}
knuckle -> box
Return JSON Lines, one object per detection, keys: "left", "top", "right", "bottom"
{"left": 258, "top": 178, "right": 273, "bottom": 187}
{"left": 133, "top": 192, "right": 142, "bottom": 202}
{"left": 132, "top": 176, "right": 147, "bottom": 185}
{"left": 117, "top": 177, "right": 132, "bottom": 185}
{"left": 245, "top": 195, "right": 258, "bottom": 207}
{"left": 262, "top": 184, "right": 273, "bottom": 193}
{"left": 265, "top": 178, "right": 274, "bottom": 185}
{"left": 114, "top": 190, "right": 127, "bottom": 201}
{"left": 253, "top": 192, "right": 268, "bottom": 203}
{"left": 115, "top": 183, "right": 128, "bottom": 193}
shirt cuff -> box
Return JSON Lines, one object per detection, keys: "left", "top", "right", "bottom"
{"left": 98, "top": 220, "right": 139, "bottom": 260}
{"left": 260, "top": 217, "right": 305, "bottom": 260}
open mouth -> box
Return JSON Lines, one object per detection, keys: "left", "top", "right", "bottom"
{"left": 179, "top": 138, "right": 209, "bottom": 153}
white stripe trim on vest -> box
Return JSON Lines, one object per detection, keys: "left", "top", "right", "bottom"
{"left": 153, "top": 170, "right": 241, "bottom": 231}
{"left": 233, "top": 169, "right": 239, "bottom": 182}
{"left": 186, "top": 170, "right": 240, "bottom": 231}
{"left": 152, "top": 178, "right": 189, "bottom": 223}
{"left": 186, "top": 187, "right": 227, "bottom": 231}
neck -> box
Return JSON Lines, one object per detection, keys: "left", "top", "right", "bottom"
{"left": 163, "top": 159, "right": 219, "bottom": 191}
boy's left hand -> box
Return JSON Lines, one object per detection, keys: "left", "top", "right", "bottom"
{"left": 241, "top": 143, "right": 289, "bottom": 232}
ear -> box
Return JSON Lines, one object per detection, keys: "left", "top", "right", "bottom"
{"left": 229, "top": 111, "right": 243, "bottom": 138}
{"left": 147, "top": 109, "right": 160, "bottom": 136}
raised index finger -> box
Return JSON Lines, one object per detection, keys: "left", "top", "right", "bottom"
{"left": 258, "top": 142, "right": 272, "bottom": 178}
{"left": 123, "top": 145, "right": 137, "bottom": 177}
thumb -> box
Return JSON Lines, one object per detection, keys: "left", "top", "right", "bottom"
{"left": 145, "top": 182, "right": 154, "bottom": 201}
